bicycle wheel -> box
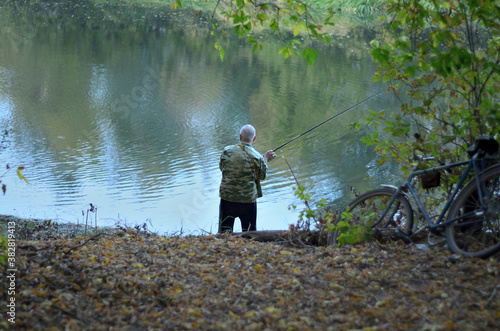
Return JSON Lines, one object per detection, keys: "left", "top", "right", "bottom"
{"left": 347, "top": 188, "right": 414, "bottom": 235}
{"left": 446, "top": 165, "right": 500, "bottom": 258}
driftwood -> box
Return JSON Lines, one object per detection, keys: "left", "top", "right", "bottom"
{"left": 227, "top": 228, "right": 412, "bottom": 247}
{"left": 228, "top": 230, "right": 335, "bottom": 247}
{"left": 234, "top": 230, "right": 289, "bottom": 242}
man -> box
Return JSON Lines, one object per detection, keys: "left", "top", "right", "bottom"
{"left": 218, "top": 124, "right": 276, "bottom": 233}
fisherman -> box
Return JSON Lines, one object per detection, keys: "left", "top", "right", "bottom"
{"left": 218, "top": 124, "right": 276, "bottom": 233}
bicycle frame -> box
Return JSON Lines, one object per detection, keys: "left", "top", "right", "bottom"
{"left": 374, "top": 157, "right": 490, "bottom": 235}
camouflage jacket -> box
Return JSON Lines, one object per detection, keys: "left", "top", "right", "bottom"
{"left": 219, "top": 142, "right": 267, "bottom": 203}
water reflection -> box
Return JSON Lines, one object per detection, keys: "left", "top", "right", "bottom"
{"left": 0, "top": 4, "right": 401, "bottom": 233}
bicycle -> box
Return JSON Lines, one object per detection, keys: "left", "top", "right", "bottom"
{"left": 345, "top": 135, "right": 500, "bottom": 258}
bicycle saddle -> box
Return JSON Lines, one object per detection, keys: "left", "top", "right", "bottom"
{"left": 467, "top": 135, "right": 499, "bottom": 159}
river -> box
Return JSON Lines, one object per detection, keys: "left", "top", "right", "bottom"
{"left": 0, "top": 1, "right": 401, "bottom": 234}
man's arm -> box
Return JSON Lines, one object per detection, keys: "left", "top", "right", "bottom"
{"left": 263, "top": 150, "right": 276, "bottom": 163}
{"left": 258, "top": 150, "right": 276, "bottom": 180}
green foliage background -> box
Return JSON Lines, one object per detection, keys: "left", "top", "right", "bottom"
{"left": 362, "top": 0, "right": 499, "bottom": 215}
{"left": 365, "top": 0, "right": 499, "bottom": 162}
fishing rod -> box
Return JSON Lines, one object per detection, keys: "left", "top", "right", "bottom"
{"left": 272, "top": 89, "right": 386, "bottom": 152}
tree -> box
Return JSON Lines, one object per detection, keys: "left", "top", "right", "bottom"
{"left": 350, "top": 0, "right": 499, "bottom": 216}
{"left": 363, "top": 0, "right": 499, "bottom": 172}
{"left": 176, "top": 0, "right": 336, "bottom": 65}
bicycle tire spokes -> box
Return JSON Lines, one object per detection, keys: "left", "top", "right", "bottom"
{"left": 348, "top": 188, "right": 414, "bottom": 236}
{"left": 446, "top": 165, "right": 500, "bottom": 258}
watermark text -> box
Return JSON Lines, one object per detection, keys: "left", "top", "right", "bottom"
{"left": 5, "top": 221, "right": 17, "bottom": 324}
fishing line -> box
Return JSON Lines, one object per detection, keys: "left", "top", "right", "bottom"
{"left": 272, "top": 89, "right": 386, "bottom": 152}
{"left": 284, "top": 157, "right": 317, "bottom": 224}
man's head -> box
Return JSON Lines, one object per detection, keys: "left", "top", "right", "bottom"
{"left": 239, "top": 124, "right": 256, "bottom": 143}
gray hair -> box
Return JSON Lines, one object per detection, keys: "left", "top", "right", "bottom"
{"left": 240, "top": 124, "right": 256, "bottom": 143}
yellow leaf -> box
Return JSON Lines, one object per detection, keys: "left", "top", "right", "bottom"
{"left": 41, "top": 300, "right": 52, "bottom": 308}
{"left": 188, "top": 308, "right": 202, "bottom": 317}
{"left": 266, "top": 307, "right": 282, "bottom": 315}
{"left": 16, "top": 167, "right": 29, "bottom": 184}
{"left": 32, "top": 288, "right": 47, "bottom": 297}
{"left": 244, "top": 311, "right": 256, "bottom": 318}
{"left": 329, "top": 283, "right": 344, "bottom": 291}
{"left": 375, "top": 296, "right": 393, "bottom": 307}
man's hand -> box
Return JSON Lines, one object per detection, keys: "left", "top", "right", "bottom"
{"left": 264, "top": 150, "right": 277, "bottom": 163}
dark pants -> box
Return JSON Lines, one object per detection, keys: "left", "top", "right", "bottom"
{"left": 218, "top": 199, "right": 257, "bottom": 233}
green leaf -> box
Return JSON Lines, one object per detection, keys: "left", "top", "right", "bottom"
{"left": 214, "top": 43, "right": 224, "bottom": 62}
{"left": 299, "top": 21, "right": 307, "bottom": 33}
{"left": 270, "top": 19, "right": 278, "bottom": 31}
{"left": 257, "top": 13, "right": 268, "bottom": 22}
{"left": 279, "top": 47, "right": 292, "bottom": 59}
{"left": 238, "top": 26, "right": 246, "bottom": 38}
{"left": 303, "top": 48, "right": 318, "bottom": 66}
{"left": 295, "top": 4, "right": 306, "bottom": 15}
{"left": 341, "top": 211, "right": 352, "bottom": 220}
{"left": 404, "top": 65, "right": 416, "bottom": 77}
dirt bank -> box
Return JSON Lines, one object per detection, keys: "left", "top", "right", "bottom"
{"left": 2, "top": 217, "right": 499, "bottom": 330}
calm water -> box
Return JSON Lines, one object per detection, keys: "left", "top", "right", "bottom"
{"left": 0, "top": 4, "right": 400, "bottom": 234}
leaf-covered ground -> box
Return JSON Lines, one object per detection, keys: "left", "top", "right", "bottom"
{"left": 3, "top": 220, "right": 500, "bottom": 330}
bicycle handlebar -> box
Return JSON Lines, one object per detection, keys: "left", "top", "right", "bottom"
{"left": 414, "top": 155, "right": 435, "bottom": 162}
